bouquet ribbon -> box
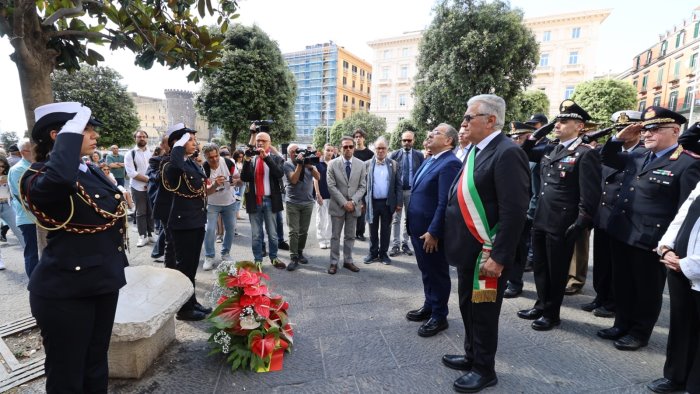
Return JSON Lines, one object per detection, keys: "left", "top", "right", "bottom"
{"left": 456, "top": 148, "right": 499, "bottom": 303}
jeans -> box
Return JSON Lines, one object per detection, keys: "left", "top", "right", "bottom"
{"left": 286, "top": 202, "right": 314, "bottom": 257}
{"left": 250, "top": 197, "right": 278, "bottom": 261}
{"left": 0, "top": 202, "right": 24, "bottom": 248}
{"left": 19, "top": 223, "right": 39, "bottom": 277}
{"left": 204, "top": 203, "right": 236, "bottom": 258}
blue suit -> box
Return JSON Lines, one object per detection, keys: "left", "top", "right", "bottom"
{"left": 407, "top": 150, "right": 461, "bottom": 320}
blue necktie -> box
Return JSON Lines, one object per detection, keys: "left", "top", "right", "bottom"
{"left": 345, "top": 161, "right": 351, "bottom": 179}
{"left": 402, "top": 151, "right": 411, "bottom": 190}
{"left": 414, "top": 157, "right": 434, "bottom": 184}
{"left": 642, "top": 152, "right": 657, "bottom": 170}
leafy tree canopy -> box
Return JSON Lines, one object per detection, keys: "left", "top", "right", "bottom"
{"left": 52, "top": 66, "right": 139, "bottom": 148}
{"left": 0, "top": 132, "right": 19, "bottom": 151}
{"left": 312, "top": 126, "right": 330, "bottom": 151}
{"left": 506, "top": 90, "right": 550, "bottom": 125}
{"left": 196, "top": 24, "right": 296, "bottom": 147}
{"left": 412, "top": 0, "right": 538, "bottom": 131}
{"left": 328, "top": 112, "right": 387, "bottom": 147}
{"left": 571, "top": 79, "right": 637, "bottom": 126}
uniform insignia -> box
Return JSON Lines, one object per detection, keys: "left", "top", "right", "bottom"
{"left": 652, "top": 169, "right": 674, "bottom": 176}
{"left": 619, "top": 113, "right": 629, "bottom": 123}
{"left": 561, "top": 100, "right": 574, "bottom": 111}
{"left": 645, "top": 108, "right": 656, "bottom": 119}
{"left": 568, "top": 138, "right": 582, "bottom": 151}
{"left": 669, "top": 145, "right": 684, "bottom": 161}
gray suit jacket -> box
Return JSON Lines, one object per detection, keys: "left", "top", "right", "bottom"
{"left": 327, "top": 156, "right": 367, "bottom": 217}
{"left": 364, "top": 158, "right": 402, "bottom": 222}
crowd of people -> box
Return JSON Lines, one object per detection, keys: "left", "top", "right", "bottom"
{"left": 4, "top": 94, "right": 700, "bottom": 393}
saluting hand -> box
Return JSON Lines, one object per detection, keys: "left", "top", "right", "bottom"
{"left": 616, "top": 123, "right": 644, "bottom": 142}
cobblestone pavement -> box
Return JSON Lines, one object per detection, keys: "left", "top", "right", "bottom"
{"left": 1, "top": 211, "right": 667, "bottom": 393}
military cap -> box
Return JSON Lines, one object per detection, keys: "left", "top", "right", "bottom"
{"left": 32, "top": 102, "right": 103, "bottom": 144}
{"left": 166, "top": 122, "right": 196, "bottom": 147}
{"left": 610, "top": 110, "right": 642, "bottom": 126}
{"left": 583, "top": 121, "right": 599, "bottom": 132}
{"left": 509, "top": 121, "right": 537, "bottom": 136}
{"left": 641, "top": 106, "right": 687, "bottom": 129}
{"left": 525, "top": 114, "right": 549, "bottom": 126}
{"left": 555, "top": 100, "right": 591, "bottom": 122}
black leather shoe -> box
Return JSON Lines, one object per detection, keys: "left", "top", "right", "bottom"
{"left": 614, "top": 334, "right": 647, "bottom": 351}
{"left": 356, "top": 235, "right": 366, "bottom": 241}
{"left": 194, "top": 302, "right": 212, "bottom": 314}
{"left": 417, "top": 318, "right": 448, "bottom": 337}
{"left": 380, "top": 254, "right": 391, "bottom": 265}
{"left": 406, "top": 306, "right": 432, "bottom": 322}
{"left": 646, "top": 377, "right": 684, "bottom": 393}
{"left": 363, "top": 254, "right": 379, "bottom": 264}
{"left": 453, "top": 371, "right": 498, "bottom": 393}
{"left": 286, "top": 259, "right": 299, "bottom": 271}
{"left": 564, "top": 286, "right": 582, "bottom": 295}
{"left": 593, "top": 306, "right": 615, "bottom": 318}
{"left": 580, "top": 300, "right": 601, "bottom": 312}
{"left": 531, "top": 317, "right": 560, "bottom": 331}
{"left": 503, "top": 287, "right": 522, "bottom": 298}
{"left": 517, "top": 308, "right": 543, "bottom": 320}
{"left": 298, "top": 253, "right": 309, "bottom": 264}
{"left": 442, "top": 354, "right": 472, "bottom": 371}
{"left": 176, "top": 309, "right": 206, "bottom": 321}
{"left": 278, "top": 240, "right": 290, "bottom": 250}
{"left": 401, "top": 244, "right": 413, "bottom": 256}
{"left": 597, "top": 326, "right": 625, "bottom": 340}
{"left": 389, "top": 246, "right": 401, "bottom": 257}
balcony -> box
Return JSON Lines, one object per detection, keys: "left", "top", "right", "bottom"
{"left": 396, "top": 77, "right": 411, "bottom": 85}
{"left": 534, "top": 66, "right": 554, "bottom": 76}
{"left": 562, "top": 64, "right": 584, "bottom": 74}
{"left": 639, "top": 89, "right": 648, "bottom": 96}
{"left": 378, "top": 78, "right": 392, "bottom": 86}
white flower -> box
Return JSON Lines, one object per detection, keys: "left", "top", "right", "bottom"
{"left": 240, "top": 314, "right": 260, "bottom": 330}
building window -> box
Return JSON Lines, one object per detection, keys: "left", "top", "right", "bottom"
{"left": 402, "top": 47, "right": 409, "bottom": 57}
{"left": 360, "top": 69, "right": 365, "bottom": 77}
{"left": 368, "top": 73, "right": 372, "bottom": 81}
{"left": 660, "top": 41, "right": 668, "bottom": 57}
{"left": 360, "top": 83, "right": 363, "bottom": 92}
{"left": 359, "top": 100, "right": 365, "bottom": 108}
{"left": 542, "top": 31, "right": 551, "bottom": 42}
{"left": 343, "top": 61, "right": 349, "bottom": 69}
{"left": 400, "top": 65, "right": 408, "bottom": 78}
{"left": 343, "top": 95, "right": 348, "bottom": 103}
{"left": 571, "top": 27, "right": 581, "bottom": 39}
{"left": 381, "top": 67, "right": 389, "bottom": 79}
{"left": 351, "top": 97, "right": 355, "bottom": 105}
{"left": 684, "top": 87, "right": 694, "bottom": 109}
{"left": 564, "top": 86, "right": 575, "bottom": 99}
{"left": 669, "top": 91, "right": 679, "bottom": 110}
{"left": 638, "top": 100, "right": 646, "bottom": 112}
{"left": 652, "top": 96, "right": 661, "bottom": 107}
{"left": 691, "top": 53, "right": 699, "bottom": 69}
{"left": 342, "top": 76, "right": 347, "bottom": 85}
{"left": 642, "top": 75, "right": 648, "bottom": 90}
{"left": 568, "top": 51, "right": 578, "bottom": 65}
{"left": 634, "top": 56, "right": 640, "bottom": 70}
{"left": 352, "top": 80, "right": 355, "bottom": 89}
{"left": 351, "top": 65, "right": 357, "bottom": 74}
{"left": 646, "top": 50, "right": 653, "bottom": 65}
{"left": 695, "top": 22, "right": 700, "bottom": 38}
{"left": 633, "top": 80, "right": 638, "bottom": 89}
{"left": 656, "top": 68, "right": 663, "bottom": 86}
{"left": 674, "top": 61, "right": 681, "bottom": 79}
{"left": 380, "top": 95, "right": 388, "bottom": 109}
{"left": 398, "top": 94, "right": 406, "bottom": 107}
{"left": 367, "top": 86, "right": 370, "bottom": 94}
{"left": 676, "top": 31, "right": 685, "bottom": 48}
{"left": 539, "top": 53, "right": 549, "bottom": 67}
{"left": 383, "top": 50, "right": 390, "bottom": 59}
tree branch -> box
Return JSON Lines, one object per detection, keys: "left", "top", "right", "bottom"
{"left": 47, "top": 29, "right": 111, "bottom": 40}
{"left": 42, "top": 0, "right": 83, "bottom": 26}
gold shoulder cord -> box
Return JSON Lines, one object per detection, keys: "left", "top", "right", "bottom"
{"left": 160, "top": 161, "right": 205, "bottom": 199}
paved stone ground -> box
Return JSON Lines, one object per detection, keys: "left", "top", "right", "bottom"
{"left": 1, "top": 211, "right": 669, "bottom": 393}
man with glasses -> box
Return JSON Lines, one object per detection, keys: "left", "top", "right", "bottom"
{"left": 326, "top": 136, "right": 367, "bottom": 274}
{"left": 404, "top": 123, "right": 461, "bottom": 337}
{"left": 125, "top": 130, "right": 154, "bottom": 247}
{"left": 453, "top": 126, "right": 471, "bottom": 162}
{"left": 517, "top": 100, "right": 601, "bottom": 331}
{"left": 352, "top": 129, "right": 374, "bottom": 242}
{"left": 389, "top": 131, "right": 424, "bottom": 257}
{"left": 597, "top": 106, "right": 700, "bottom": 352}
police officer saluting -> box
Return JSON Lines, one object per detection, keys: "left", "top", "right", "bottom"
{"left": 517, "top": 100, "right": 602, "bottom": 331}
{"left": 20, "top": 102, "right": 129, "bottom": 393}
{"left": 598, "top": 106, "right": 700, "bottom": 351}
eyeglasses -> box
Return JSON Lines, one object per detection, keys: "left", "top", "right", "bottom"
{"left": 376, "top": 147, "right": 387, "bottom": 150}
{"left": 402, "top": 139, "right": 413, "bottom": 142}
{"left": 342, "top": 145, "right": 354, "bottom": 150}
{"left": 642, "top": 126, "right": 676, "bottom": 135}
{"left": 256, "top": 139, "right": 270, "bottom": 143}
{"left": 463, "top": 113, "right": 490, "bottom": 122}
{"left": 428, "top": 131, "right": 444, "bottom": 138}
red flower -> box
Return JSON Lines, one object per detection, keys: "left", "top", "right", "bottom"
{"left": 243, "top": 283, "right": 269, "bottom": 296}
{"left": 240, "top": 294, "right": 271, "bottom": 319}
{"left": 226, "top": 269, "right": 260, "bottom": 288}
{"left": 250, "top": 333, "right": 276, "bottom": 359}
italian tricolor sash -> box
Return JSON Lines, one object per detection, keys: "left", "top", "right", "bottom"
{"left": 456, "top": 148, "right": 499, "bottom": 303}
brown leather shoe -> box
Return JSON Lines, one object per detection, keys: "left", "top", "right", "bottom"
{"left": 327, "top": 264, "right": 338, "bottom": 274}
{"left": 343, "top": 262, "right": 360, "bottom": 272}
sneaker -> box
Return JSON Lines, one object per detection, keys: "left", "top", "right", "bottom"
{"left": 271, "top": 258, "right": 286, "bottom": 269}
{"left": 203, "top": 257, "right": 215, "bottom": 271}
{"left": 298, "top": 252, "right": 309, "bottom": 264}
{"left": 0, "top": 260, "right": 5, "bottom": 270}
{"left": 221, "top": 253, "right": 231, "bottom": 261}
{"left": 216, "top": 235, "right": 223, "bottom": 243}
{"left": 380, "top": 254, "right": 392, "bottom": 265}
{"left": 278, "top": 240, "right": 290, "bottom": 250}
{"left": 153, "top": 255, "right": 164, "bottom": 263}
{"left": 286, "top": 257, "right": 299, "bottom": 272}
{"left": 401, "top": 244, "right": 413, "bottom": 256}
{"left": 389, "top": 246, "right": 401, "bottom": 257}
{"left": 147, "top": 235, "right": 155, "bottom": 244}
{"left": 136, "top": 235, "right": 148, "bottom": 247}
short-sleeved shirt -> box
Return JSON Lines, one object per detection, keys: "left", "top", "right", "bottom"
{"left": 353, "top": 147, "right": 374, "bottom": 162}
{"left": 106, "top": 153, "right": 125, "bottom": 179}
{"left": 283, "top": 161, "right": 314, "bottom": 205}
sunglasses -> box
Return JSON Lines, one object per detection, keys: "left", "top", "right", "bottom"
{"left": 463, "top": 113, "right": 490, "bottom": 122}
{"left": 402, "top": 139, "right": 413, "bottom": 142}
{"left": 342, "top": 145, "right": 354, "bottom": 150}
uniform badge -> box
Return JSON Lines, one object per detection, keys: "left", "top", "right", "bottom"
{"left": 645, "top": 108, "right": 656, "bottom": 119}
{"left": 669, "top": 145, "right": 684, "bottom": 161}
{"left": 560, "top": 100, "right": 574, "bottom": 111}
{"left": 619, "top": 113, "right": 630, "bottom": 124}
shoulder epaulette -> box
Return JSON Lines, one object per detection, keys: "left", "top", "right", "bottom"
{"left": 670, "top": 145, "right": 686, "bottom": 161}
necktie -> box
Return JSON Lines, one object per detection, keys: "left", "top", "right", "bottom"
{"left": 552, "top": 144, "right": 565, "bottom": 156}
{"left": 345, "top": 161, "right": 351, "bottom": 179}
{"left": 642, "top": 152, "right": 657, "bottom": 170}
{"left": 415, "top": 157, "right": 434, "bottom": 184}
{"left": 402, "top": 151, "right": 411, "bottom": 189}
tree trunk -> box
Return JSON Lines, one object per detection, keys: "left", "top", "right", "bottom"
{"left": 9, "top": 0, "right": 57, "bottom": 133}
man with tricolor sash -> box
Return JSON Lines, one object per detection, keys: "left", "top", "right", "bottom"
{"left": 442, "top": 95, "right": 530, "bottom": 393}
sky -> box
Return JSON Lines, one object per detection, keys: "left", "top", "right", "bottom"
{"left": 0, "top": 0, "right": 697, "bottom": 134}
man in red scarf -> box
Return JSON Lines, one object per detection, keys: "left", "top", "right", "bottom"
{"left": 241, "top": 127, "right": 286, "bottom": 269}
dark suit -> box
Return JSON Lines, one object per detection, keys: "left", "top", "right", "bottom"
{"left": 164, "top": 146, "right": 207, "bottom": 312}
{"left": 444, "top": 133, "right": 530, "bottom": 376}
{"left": 21, "top": 132, "right": 128, "bottom": 393}
{"left": 407, "top": 150, "right": 461, "bottom": 320}
{"left": 365, "top": 158, "right": 403, "bottom": 257}
{"left": 389, "top": 148, "right": 424, "bottom": 248}
{"left": 602, "top": 139, "right": 700, "bottom": 341}
{"left": 531, "top": 137, "right": 601, "bottom": 320}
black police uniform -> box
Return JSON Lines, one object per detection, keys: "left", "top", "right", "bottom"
{"left": 163, "top": 142, "right": 207, "bottom": 316}
{"left": 21, "top": 132, "right": 128, "bottom": 393}
{"left": 148, "top": 153, "right": 175, "bottom": 268}
{"left": 601, "top": 106, "right": 700, "bottom": 346}
{"left": 523, "top": 101, "right": 602, "bottom": 327}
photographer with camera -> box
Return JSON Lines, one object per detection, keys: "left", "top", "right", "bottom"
{"left": 241, "top": 123, "right": 286, "bottom": 269}
{"left": 283, "top": 144, "right": 320, "bottom": 271}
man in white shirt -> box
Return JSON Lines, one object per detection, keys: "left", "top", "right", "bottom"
{"left": 453, "top": 126, "right": 471, "bottom": 163}
{"left": 125, "top": 130, "right": 154, "bottom": 247}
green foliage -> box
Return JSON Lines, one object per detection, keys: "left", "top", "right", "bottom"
{"left": 571, "top": 79, "right": 638, "bottom": 126}
{"left": 196, "top": 24, "right": 296, "bottom": 147}
{"left": 0, "top": 132, "right": 19, "bottom": 151}
{"left": 506, "top": 90, "right": 550, "bottom": 125}
{"left": 412, "top": 0, "right": 539, "bottom": 131}
{"left": 389, "top": 118, "right": 423, "bottom": 150}
{"left": 0, "top": 0, "right": 239, "bottom": 82}
{"left": 52, "top": 66, "right": 140, "bottom": 147}
{"left": 312, "top": 126, "right": 330, "bottom": 150}
{"left": 328, "top": 112, "right": 387, "bottom": 147}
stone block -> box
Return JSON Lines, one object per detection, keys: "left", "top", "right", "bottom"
{"left": 108, "top": 266, "right": 193, "bottom": 378}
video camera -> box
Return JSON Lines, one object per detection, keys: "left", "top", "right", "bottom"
{"left": 244, "top": 144, "right": 259, "bottom": 157}
{"left": 251, "top": 119, "right": 274, "bottom": 132}
{"left": 295, "top": 149, "right": 320, "bottom": 165}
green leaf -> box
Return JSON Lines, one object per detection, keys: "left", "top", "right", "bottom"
{"left": 197, "top": 0, "right": 205, "bottom": 18}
